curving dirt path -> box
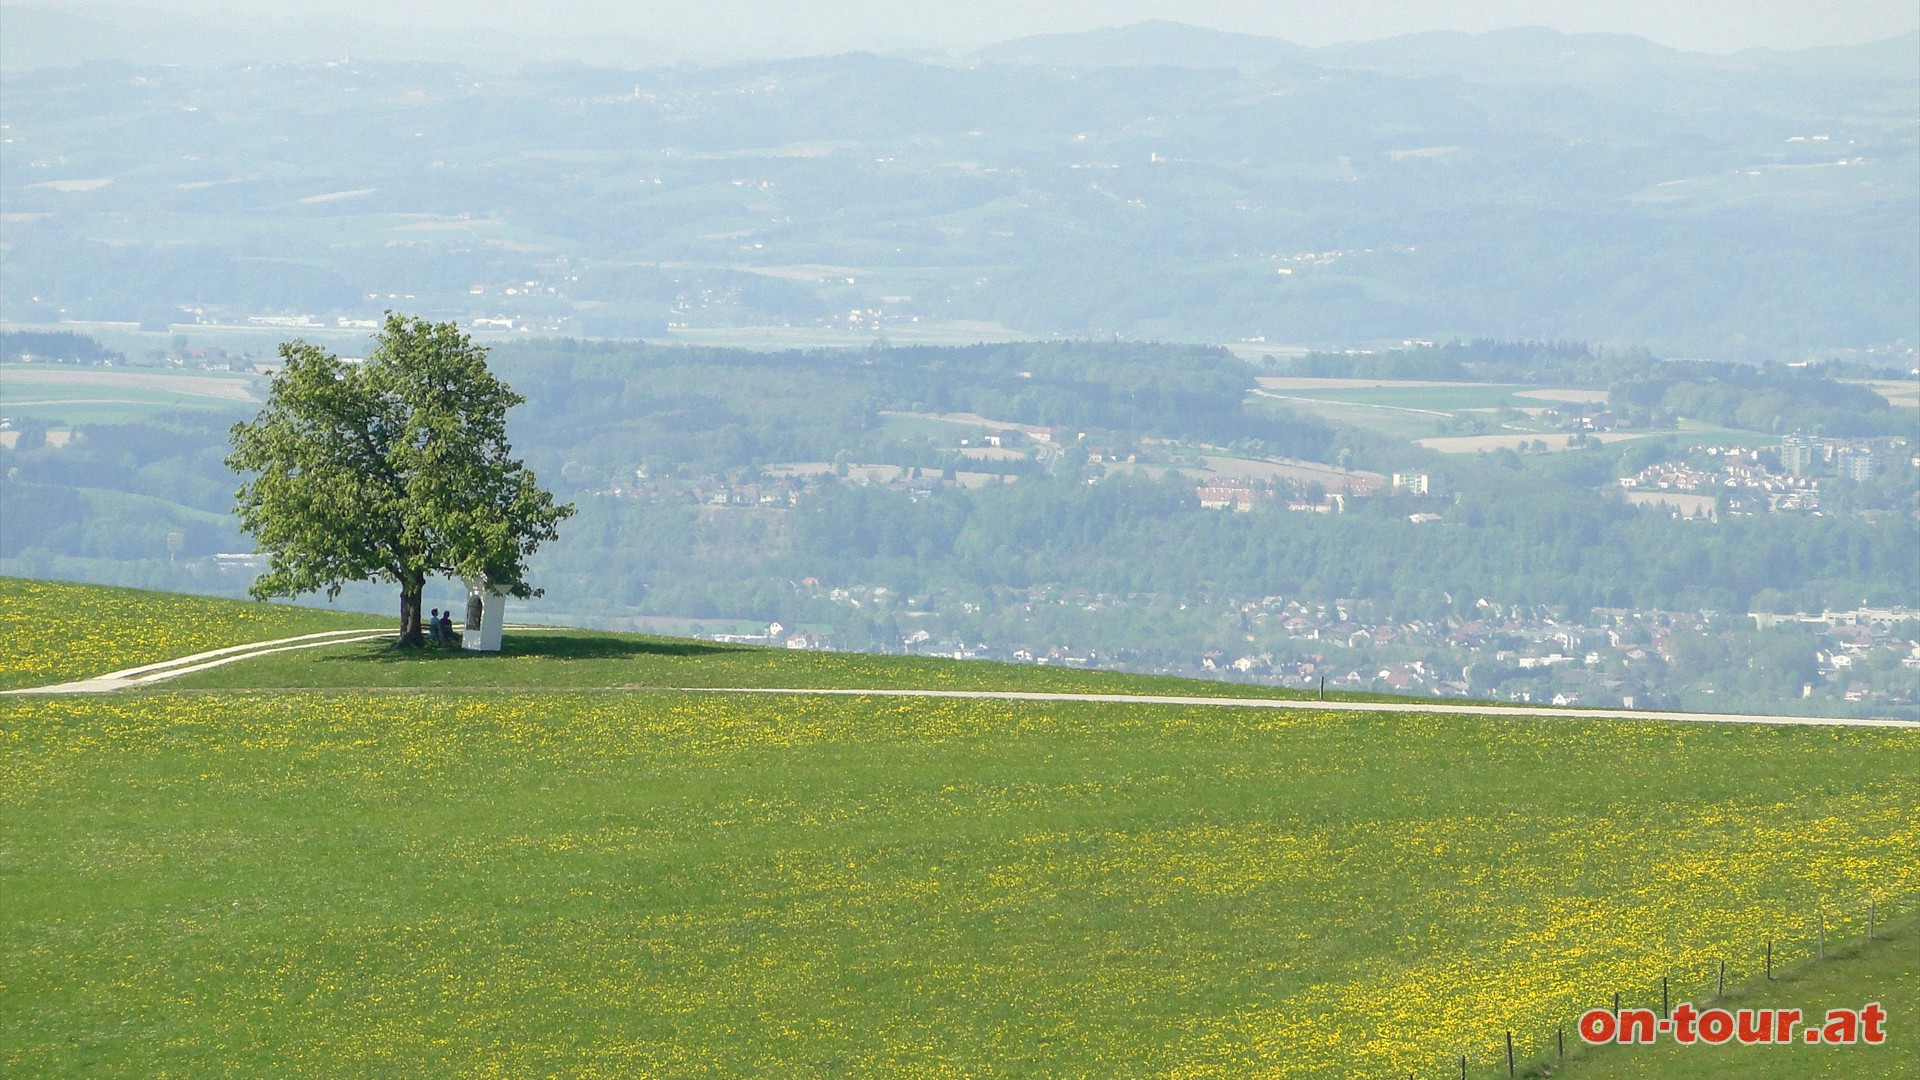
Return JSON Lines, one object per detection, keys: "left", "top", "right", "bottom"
{"left": 700, "top": 687, "right": 1920, "bottom": 730}
{"left": 5, "top": 631, "right": 1915, "bottom": 729}
{"left": 3, "top": 628, "right": 396, "bottom": 694}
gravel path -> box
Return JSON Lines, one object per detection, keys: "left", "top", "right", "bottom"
{"left": 701, "top": 687, "right": 1920, "bottom": 729}
{"left": 6, "top": 631, "right": 1915, "bottom": 729}
{"left": 3, "top": 628, "right": 394, "bottom": 694}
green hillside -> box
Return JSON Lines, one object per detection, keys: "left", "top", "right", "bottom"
{"left": 0, "top": 577, "right": 381, "bottom": 691}
{"left": 0, "top": 578, "right": 1325, "bottom": 700}
{"left": 2, "top": 579, "right": 1916, "bottom": 1077}
{"left": 163, "top": 625, "right": 1333, "bottom": 699}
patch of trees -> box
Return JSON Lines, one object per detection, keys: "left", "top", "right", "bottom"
{"left": 492, "top": 339, "right": 1349, "bottom": 476}
{"left": 2, "top": 330, "right": 123, "bottom": 364}
{"left": 1286, "top": 339, "right": 1651, "bottom": 384}
{"left": 1609, "top": 361, "right": 1904, "bottom": 436}
{"left": 0, "top": 481, "right": 235, "bottom": 561}
{"left": 766, "top": 468, "right": 1917, "bottom": 619}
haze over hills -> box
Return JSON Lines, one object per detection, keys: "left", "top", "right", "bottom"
{"left": 1321, "top": 25, "right": 1920, "bottom": 83}
{"left": 4, "top": 13, "right": 1918, "bottom": 1074}
{"left": 3, "top": 20, "right": 1915, "bottom": 356}
{"left": 970, "top": 20, "right": 1321, "bottom": 71}
{"left": 0, "top": 4, "right": 678, "bottom": 69}
{"left": 3, "top": 14, "right": 1916, "bottom": 718}
{"left": 974, "top": 20, "right": 1706, "bottom": 78}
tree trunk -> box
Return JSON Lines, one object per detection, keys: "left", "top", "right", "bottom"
{"left": 398, "top": 582, "right": 426, "bottom": 647}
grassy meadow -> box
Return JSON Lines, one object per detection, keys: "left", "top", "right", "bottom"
{"left": 0, "top": 578, "right": 383, "bottom": 691}
{"left": 1561, "top": 916, "right": 1918, "bottom": 1078}
{"left": 164, "top": 625, "right": 1325, "bottom": 700}
{"left": 1262, "top": 384, "right": 1529, "bottom": 412}
{"left": 1246, "top": 381, "right": 1780, "bottom": 453}
{"left": 2, "top": 579, "right": 1917, "bottom": 1077}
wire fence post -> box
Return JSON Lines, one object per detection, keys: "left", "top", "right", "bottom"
{"left": 1506, "top": 1031, "right": 1515, "bottom": 1077}
{"left": 1518, "top": 889, "right": 1907, "bottom": 1080}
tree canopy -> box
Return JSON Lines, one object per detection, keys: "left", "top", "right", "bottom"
{"left": 227, "top": 314, "right": 572, "bottom": 645}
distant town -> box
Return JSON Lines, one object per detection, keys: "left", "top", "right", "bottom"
{"left": 692, "top": 579, "right": 1918, "bottom": 715}
{"left": 1619, "top": 435, "right": 1911, "bottom": 518}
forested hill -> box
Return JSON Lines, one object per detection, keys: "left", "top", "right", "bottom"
{"left": 493, "top": 340, "right": 1351, "bottom": 473}
{"left": 774, "top": 468, "right": 1915, "bottom": 616}
{"left": 4, "top": 333, "right": 1916, "bottom": 715}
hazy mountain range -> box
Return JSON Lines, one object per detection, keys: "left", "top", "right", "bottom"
{"left": 979, "top": 20, "right": 1920, "bottom": 82}
{"left": 3, "top": 16, "right": 1915, "bottom": 356}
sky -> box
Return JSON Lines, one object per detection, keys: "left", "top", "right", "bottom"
{"left": 15, "top": 0, "right": 1920, "bottom": 61}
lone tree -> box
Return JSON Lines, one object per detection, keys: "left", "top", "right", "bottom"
{"left": 228, "top": 314, "right": 573, "bottom": 646}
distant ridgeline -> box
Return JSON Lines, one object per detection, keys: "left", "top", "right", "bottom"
{"left": 4, "top": 43, "right": 1915, "bottom": 353}
{"left": 2, "top": 330, "right": 125, "bottom": 365}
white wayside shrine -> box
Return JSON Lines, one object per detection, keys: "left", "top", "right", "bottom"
{"left": 461, "top": 578, "right": 507, "bottom": 652}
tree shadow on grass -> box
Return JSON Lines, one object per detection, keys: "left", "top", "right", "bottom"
{"left": 323, "top": 631, "right": 742, "bottom": 665}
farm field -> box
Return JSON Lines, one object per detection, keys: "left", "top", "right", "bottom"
{"left": 664, "top": 321, "right": 1027, "bottom": 350}
{"left": 1250, "top": 389, "right": 1465, "bottom": 441}
{"left": 1256, "top": 382, "right": 1530, "bottom": 412}
{"left": 3, "top": 579, "right": 1917, "bottom": 1077}
{"left": 1105, "top": 454, "right": 1384, "bottom": 493}
{"left": 0, "top": 364, "right": 260, "bottom": 402}
{"left": 0, "top": 364, "right": 261, "bottom": 423}
{"left": 1667, "top": 419, "right": 1781, "bottom": 446}
{"left": 1246, "top": 380, "right": 1597, "bottom": 443}
{"left": 1247, "top": 378, "right": 1780, "bottom": 456}
{"left": 1, "top": 400, "right": 209, "bottom": 426}
{"left": 1624, "top": 491, "right": 1719, "bottom": 520}
{"left": 1512, "top": 388, "right": 1610, "bottom": 405}
{"left": 1252, "top": 378, "right": 1492, "bottom": 391}
{"left": 1847, "top": 379, "right": 1919, "bottom": 409}
{"left": 1183, "top": 454, "right": 1384, "bottom": 492}
{"left": 1417, "top": 431, "right": 1644, "bottom": 455}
